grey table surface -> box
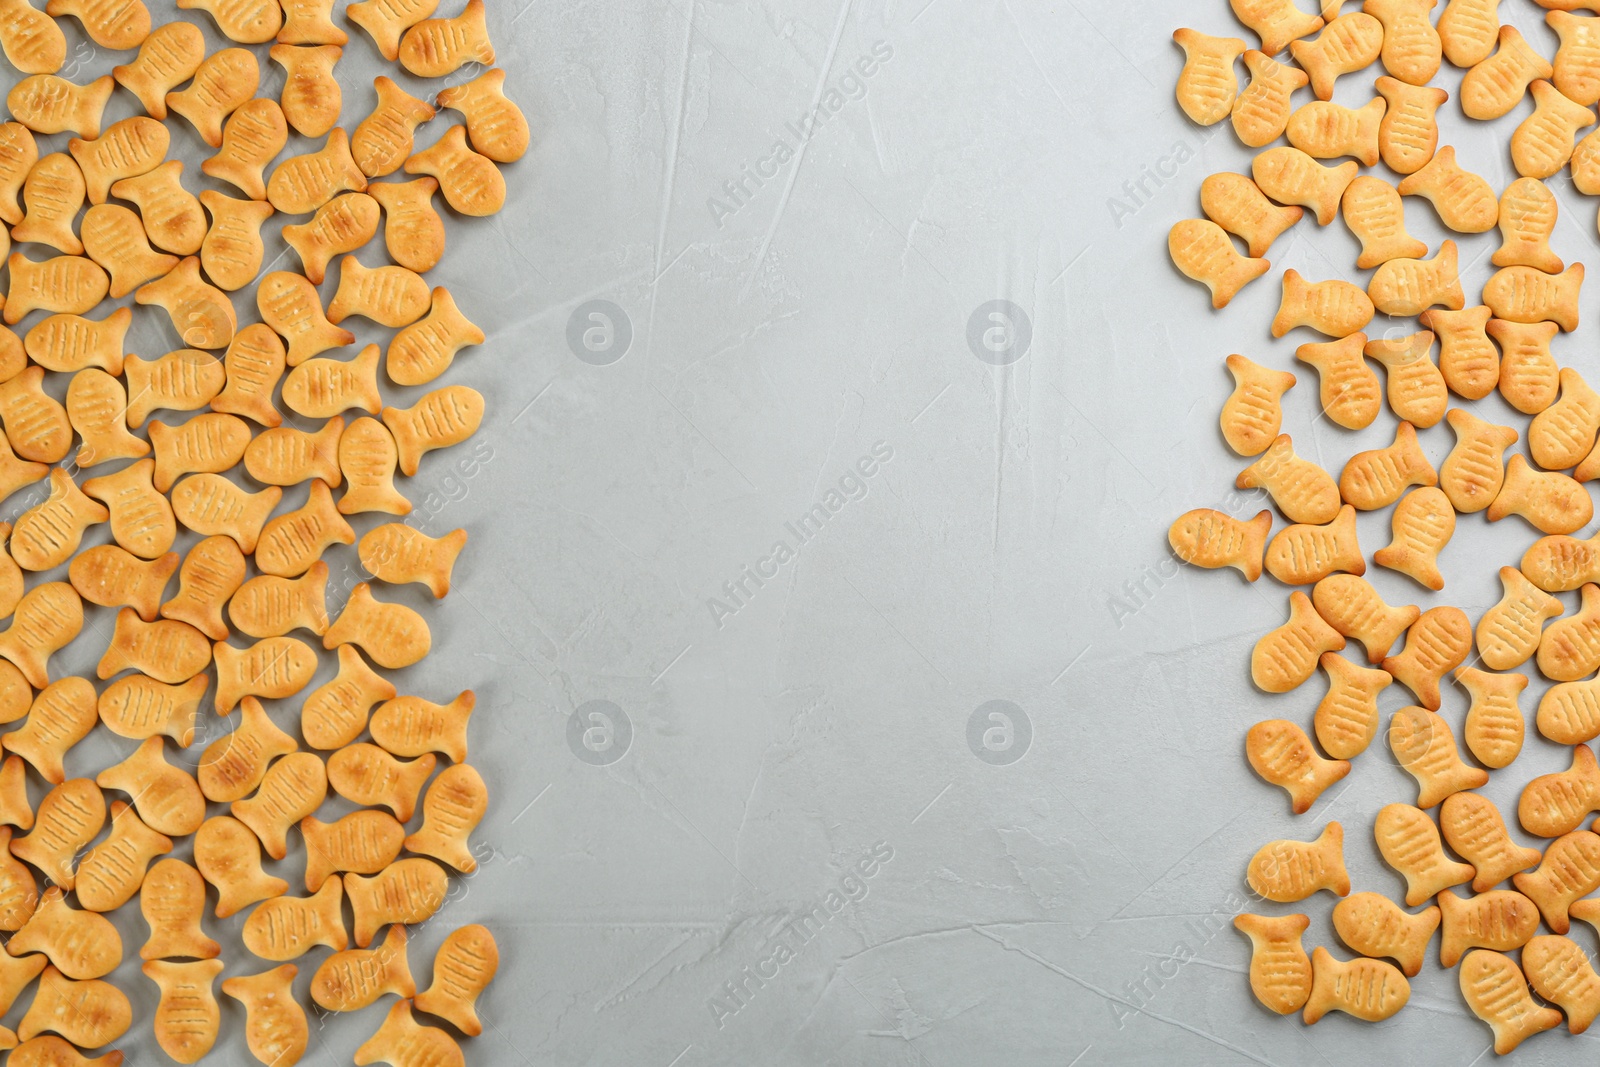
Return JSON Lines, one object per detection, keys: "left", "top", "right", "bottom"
{"left": 26, "top": 0, "right": 1600, "bottom": 1064}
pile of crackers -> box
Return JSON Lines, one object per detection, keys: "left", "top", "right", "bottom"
{"left": 0, "top": 0, "right": 532, "bottom": 1061}
{"left": 1166, "top": 0, "right": 1600, "bottom": 1054}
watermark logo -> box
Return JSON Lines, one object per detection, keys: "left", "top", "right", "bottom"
{"left": 705, "top": 41, "right": 894, "bottom": 229}
{"left": 170, "top": 708, "right": 226, "bottom": 772}
{"left": 566, "top": 300, "right": 631, "bottom": 366}
{"left": 406, "top": 439, "right": 494, "bottom": 532}
{"left": 1106, "top": 123, "right": 1225, "bottom": 229}
{"left": 705, "top": 442, "right": 893, "bottom": 629}
{"left": 60, "top": 39, "right": 95, "bottom": 79}
{"left": 1106, "top": 486, "right": 1267, "bottom": 629}
{"left": 966, "top": 301, "right": 1031, "bottom": 366}
{"left": 1109, "top": 889, "right": 1247, "bottom": 1028}
{"left": 707, "top": 841, "right": 894, "bottom": 1029}
{"left": 567, "top": 700, "right": 632, "bottom": 765}
{"left": 967, "top": 700, "right": 1031, "bottom": 765}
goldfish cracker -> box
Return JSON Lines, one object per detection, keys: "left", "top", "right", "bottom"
{"left": 405, "top": 125, "right": 506, "bottom": 216}
{"left": 271, "top": 44, "right": 342, "bottom": 138}
{"left": 353, "top": 77, "right": 435, "bottom": 178}
{"left": 385, "top": 285, "right": 481, "bottom": 385}
{"left": 81, "top": 458, "right": 175, "bottom": 559}
{"left": 1459, "top": 949, "right": 1563, "bottom": 1053}
{"left": 1440, "top": 791, "right": 1542, "bottom": 891}
{"left": 1522, "top": 528, "right": 1600, "bottom": 591}
{"left": 1487, "top": 319, "right": 1560, "bottom": 413}
{"left": 1331, "top": 893, "right": 1437, "bottom": 978}
{"left": 1489, "top": 454, "right": 1593, "bottom": 534}
{"left": 1302, "top": 947, "right": 1409, "bottom": 1023}
{"left": 1530, "top": 367, "right": 1600, "bottom": 470}
{"left": 12, "top": 154, "right": 85, "bottom": 255}
{"left": 177, "top": 0, "right": 281, "bottom": 42}
{"left": 222, "top": 965, "right": 307, "bottom": 1067}
{"left": 1420, "top": 306, "right": 1498, "bottom": 398}
{"left": 398, "top": 0, "right": 493, "bottom": 77}
{"left": 438, "top": 68, "right": 529, "bottom": 163}
{"left": 360, "top": 524, "right": 467, "bottom": 597}
{"left": 1342, "top": 175, "right": 1427, "bottom": 268}
{"left": 196, "top": 696, "right": 296, "bottom": 803}
{"left": 1477, "top": 566, "right": 1562, "bottom": 670}
{"left": 169, "top": 474, "right": 281, "bottom": 554}
{"left": 113, "top": 23, "right": 204, "bottom": 121}
{"left": 414, "top": 923, "right": 498, "bottom": 1034}
{"left": 135, "top": 257, "right": 236, "bottom": 351}
{"left": 1368, "top": 242, "right": 1465, "bottom": 317}
{"left": 4, "top": 252, "right": 108, "bottom": 324}
{"left": 1167, "top": 218, "right": 1269, "bottom": 309}
{"left": 1438, "top": 0, "right": 1501, "bottom": 67}
{"left": 404, "top": 768, "right": 485, "bottom": 874}
{"left": 299, "top": 644, "right": 393, "bottom": 750}
{"left": 1484, "top": 263, "right": 1585, "bottom": 331}
{"left": 1264, "top": 505, "right": 1362, "bottom": 585}
{"left": 1252, "top": 145, "right": 1357, "bottom": 225}
{"left": 143, "top": 959, "right": 222, "bottom": 1064}
{"left": 256, "top": 270, "right": 354, "bottom": 366}
{"left": 268, "top": 128, "right": 368, "bottom": 214}
{"left": 1397, "top": 145, "right": 1498, "bottom": 232}
{"left": 1291, "top": 13, "right": 1384, "bottom": 100}
{"left": 1389, "top": 705, "right": 1487, "bottom": 807}
{"left": 201, "top": 97, "right": 287, "bottom": 201}
{"left": 165, "top": 48, "right": 258, "bottom": 147}
{"left": 1313, "top": 574, "right": 1418, "bottom": 663}
{"left": 96, "top": 674, "right": 207, "bottom": 747}
{"left": 1376, "top": 76, "right": 1447, "bottom": 173}
{"left": 1237, "top": 434, "right": 1341, "bottom": 523}
{"left": 282, "top": 192, "right": 380, "bottom": 284}
{"left": 1373, "top": 486, "right": 1454, "bottom": 590}
{"left": 344, "top": 857, "right": 446, "bottom": 947}
{"left": 1375, "top": 803, "right": 1476, "bottom": 905}
{"left": 301, "top": 810, "right": 401, "bottom": 892}
{"left": 1494, "top": 177, "right": 1564, "bottom": 272}
{"left": 241, "top": 879, "right": 346, "bottom": 960}
{"left": 1551, "top": 9, "right": 1600, "bottom": 105}
{"left": 1384, "top": 608, "right": 1473, "bottom": 711}
{"left": 1272, "top": 269, "right": 1373, "bottom": 337}
{"left": 1232, "top": 51, "right": 1307, "bottom": 147}
{"left": 122, "top": 349, "right": 225, "bottom": 428}
{"left": 139, "top": 858, "right": 218, "bottom": 960}
{"left": 1521, "top": 935, "right": 1600, "bottom": 1034}
{"left": 197, "top": 191, "right": 274, "bottom": 293}
{"left": 211, "top": 322, "right": 285, "bottom": 427}
{"left": 192, "top": 814, "right": 286, "bottom": 916}
{"left": 158, "top": 535, "right": 245, "bottom": 640}
{"left": 7, "top": 75, "right": 113, "bottom": 138}
{"left": 0, "top": 0, "right": 63, "bottom": 75}
{"left": 243, "top": 417, "right": 344, "bottom": 487}
{"left": 27, "top": 309, "right": 130, "bottom": 375}
{"left": 68, "top": 544, "right": 175, "bottom": 621}
{"left": 1456, "top": 667, "right": 1527, "bottom": 769}
{"left": 1338, "top": 420, "right": 1436, "bottom": 510}
{"left": 1246, "top": 718, "right": 1349, "bottom": 812}
{"left": 15, "top": 966, "right": 129, "bottom": 1048}
{"left": 1362, "top": 331, "right": 1446, "bottom": 425}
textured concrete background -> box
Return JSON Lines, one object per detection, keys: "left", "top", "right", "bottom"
{"left": 38, "top": 0, "right": 1600, "bottom": 1063}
